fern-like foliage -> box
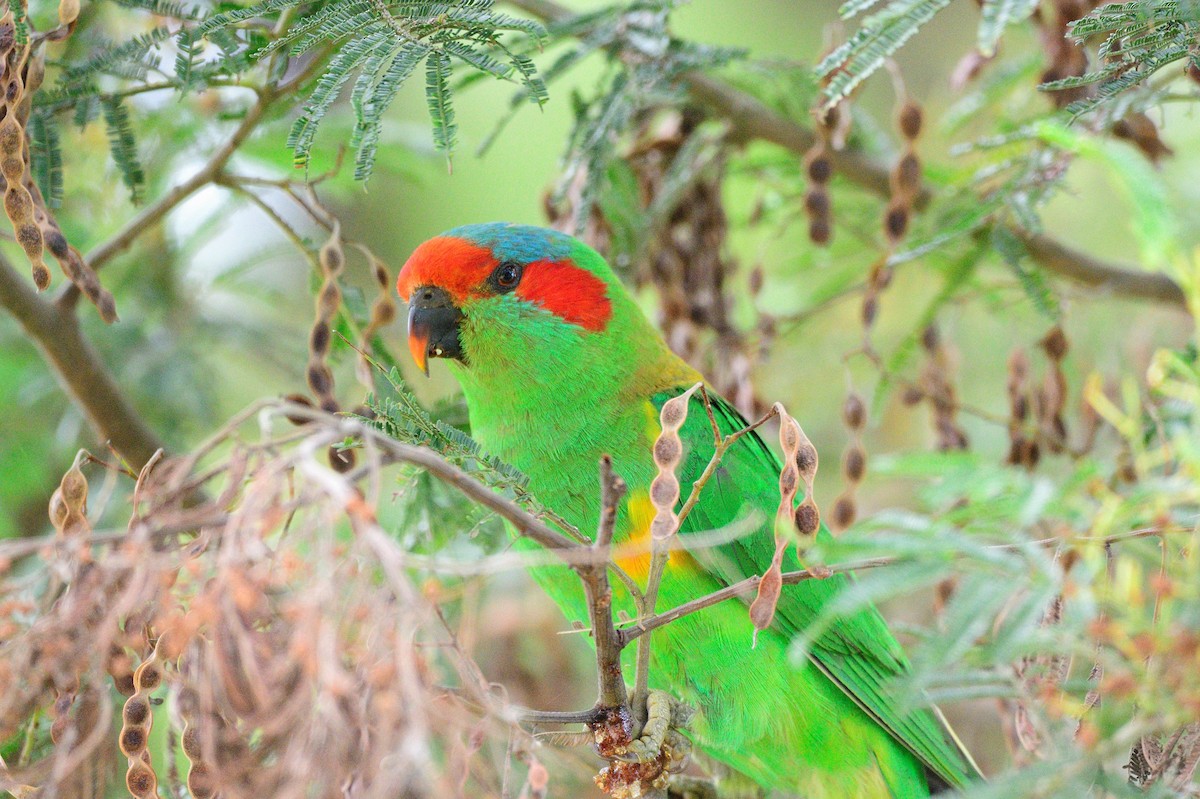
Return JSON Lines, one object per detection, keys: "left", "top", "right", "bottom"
{"left": 1041, "top": 0, "right": 1200, "bottom": 117}
{"left": 200, "top": 0, "right": 549, "bottom": 179}
{"left": 487, "top": 1, "right": 741, "bottom": 229}
{"left": 820, "top": 0, "right": 1044, "bottom": 106}
{"left": 365, "top": 367, "right": 580, "bottom": 538}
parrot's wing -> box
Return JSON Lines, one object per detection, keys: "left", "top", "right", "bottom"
{"left": 651, "top": 387, "right": 979, "bottom": 789}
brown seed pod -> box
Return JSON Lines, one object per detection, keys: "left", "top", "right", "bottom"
{"left": 805, "top": 149, "right": 833, "bottom": 184}
{"left": 58, "top": 0, "right": 81, "bottom": 25}
{"left": 884, "top": 203, "right": 909, "bottom": 243}
{"left": 897, "top": 102, "right": 923, "bottom": 140}
{"left": 861, "top": 294, "right": 878, "bottom": 327}
{"left": 809, "top": 217, "right": 831, "bottom": 246}
{"left": 794, "top": 500, "right": 820, "bottom": 536}
{"left": 891, "top": 152, "right": 921, "bottom": 198}
{"left": 842, "top": 393, "right": 866, "bottom": 430}
{"left": 125, "top": 761, "right": 156, "bottom": 798}
{"left": 842, "top": 446, "right": 867, "bottom": 483}
{"left": 831, "top": 494, "right": 856, "bottom": 530}
{"left": 649, "top": 384, "right": 700, "bottom": 540}
{"left": 804, "top": 188, "right": 830, "bottom": 217}
{"left": 1041, "top": 326, "right": 1068, "bottom": 360}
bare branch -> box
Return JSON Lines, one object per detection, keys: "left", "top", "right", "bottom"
{"left": 0, "top": 253, "right": 165, "bottom": 469}
{"left": 580, "top": 456, "right": 629, "bottom": 710}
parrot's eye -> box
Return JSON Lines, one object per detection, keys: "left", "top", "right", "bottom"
{"left": 491, "top": 261, "right": 523, "bottom": 293}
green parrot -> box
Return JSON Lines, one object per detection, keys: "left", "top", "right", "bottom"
{"left": 397, "top": 223, "right": 976, "bottom": 798}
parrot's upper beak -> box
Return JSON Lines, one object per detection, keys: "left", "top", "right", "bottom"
{"left": 407, "top": 285, "right": 464, "bottom": 376}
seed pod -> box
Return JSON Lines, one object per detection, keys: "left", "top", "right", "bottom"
{"left": 884, "top": 203, "right": 909, "bottom": 243}
{"left": 808, "top": 217, "right": 831, "bottom": 246}
{"left": 898, "top": 102, "right": 922, "bottom": 140}
{"left": 805, "top": 149, "right": 833, "bottom": 184}
{"left": 794, "top": 499, "right": 820, "bottom": 535}
{"left": 842, "top": 446, "right": 866, "bottom": 483}
{"left": 748, "top": 554, "right": 783, "bottom": 647}
{"left": 649, "top": 384, "right": 700, "bottom": 540}
{"left": 831, "top": 495, "right": 856, "bottom": 529}
{"left": 1041, "top": 326, "right": 1068, "bottom": 360}
{"left": 804, "top": 189, "right": 830, "bottom": 217}
{"left": 861, "top": 294, "right": 878, "bottom": 327}
{"left": 842, "top": 393, "right": 866, "bottom": 430}
{"left": 58, "top": 0, "right": 81, "bottom": 25}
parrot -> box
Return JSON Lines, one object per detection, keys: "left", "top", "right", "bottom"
{"left": 397, "top": 222, "right": 977, "bottom": 798}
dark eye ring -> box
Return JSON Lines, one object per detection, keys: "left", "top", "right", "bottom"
{"left": 492, "top": 261, "right": 522, "bottom": 292}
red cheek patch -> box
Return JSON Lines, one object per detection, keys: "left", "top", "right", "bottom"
{"left": 397, "top": 236, "right": 496, "bottom": 303}
{"left": 517, "top": 259, "right": 612, "bottom": 332}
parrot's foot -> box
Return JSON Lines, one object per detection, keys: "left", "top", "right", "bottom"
{"left": 593, "top": 691, "right": 695, "bottom": 799}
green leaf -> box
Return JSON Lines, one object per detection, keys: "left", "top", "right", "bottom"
{"left": 977, "top": 0, "right": 1040, "bottom": 56}
{"left": 991, "top": 226, "right": 1061, "bottom": 320}
{"left": 425, "top": 50, "right": 457, "bottom": 162}
{"left": 816, "top": 0, "right": 953, "bottom": 107}
{"left": 100, "top": 96, "right": 145, "bottom": 203}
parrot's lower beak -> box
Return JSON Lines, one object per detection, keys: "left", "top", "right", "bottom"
{"left": 407, "top": 285, "right": 464, "bottom": 377}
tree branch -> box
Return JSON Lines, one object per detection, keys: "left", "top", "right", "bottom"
{"left": 506, "top": 0, "right": 1190, "bottom": 313}
{"left": 0, "top": 254, "right": 165, "bottom": 469}
{"left": 580, "top": 455, "right": 629, "bottom": 710}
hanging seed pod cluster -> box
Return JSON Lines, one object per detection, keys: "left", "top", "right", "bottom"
{"left": 649, "top": 384, "right": 700, "bottom": 541}
{"left": 749, "top": 404, "right": 819, "bottom": 644}
{"left": 307, "top": 224, "right": 355, "bottom": 472}
{"left": 1006, "top": 348, "right": 1039, "bottom": 469}
{"left": 886, "top": 99, "right": 922, "bottom": 247}
{"left": 1006, "top": 327, "right": 1073, "bottom": 469}
{"left": 354, "top": 246, "right": 396, "bottom": 389}
{"left": 48, "top": 451, "right": 89, "bottom": 539}
{"left": 831, "top": 392, "right": 867, "bottom": 531}
{"left": 0, "top": 12, "right": 115, "bottom": 319}
{"left": 909, "top": 324, "right": 969, "bottom": 451}
{"left": 803, "top": 106, "right": 837, "bottom": 247}
{"left": 120, "top": 637, "right": 168, "bottom": 799}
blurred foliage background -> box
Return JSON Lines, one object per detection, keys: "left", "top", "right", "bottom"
{"left": 0, "top": 0, "right": 1198, "bottom": 796}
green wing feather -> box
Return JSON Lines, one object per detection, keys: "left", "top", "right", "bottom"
{"left": 652, "top": 386, "right": 979, "bottom": 789}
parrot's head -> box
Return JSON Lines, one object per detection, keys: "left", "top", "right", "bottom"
{"left": 396, "top": 223, "right": 622, "bottom": 379}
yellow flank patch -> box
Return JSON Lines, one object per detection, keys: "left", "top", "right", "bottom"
{"left": 614, "top": 490, "right": 697, "bottom": 581}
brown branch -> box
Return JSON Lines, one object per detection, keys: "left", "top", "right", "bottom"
{"left": 370, "top": 439, "right": 580, "bottom": 552}
{"left": 506, "top": 0, "right": 1190, "bottom": 313}
{"left": 0, "top": 253, "right": 164, "bottom": 469}
{"left": 579, "top": 455, "right": 629, "bottom": 710}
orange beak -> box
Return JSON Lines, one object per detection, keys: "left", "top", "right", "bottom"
{"left": 407, "top": 323, "right": 430, "bottom": 377}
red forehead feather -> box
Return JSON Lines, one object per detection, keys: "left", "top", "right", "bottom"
{"left": 396, "top": 236, "right": 495, "bottom": 303}
{"left": 397, "top": 236, "right": 612, "bottom": 332}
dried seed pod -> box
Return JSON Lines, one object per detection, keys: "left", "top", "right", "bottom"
{"left": 897, "top": 101, "right": 923, "bottom": 140}
{"left": 884, "top": 203, "right": 909, "bottom": 243}
{"left": 831, "top": 494, "right": 856, "bottom": 529}
{"left": 805, "top": 148, "right": 832, "bottom": 184}
{"left": 842, "top": 446, "right": 866, "bottom": 483}
{"left": 794, "top": 499, "right": 820, "bottom": 535}
{"left": 748, "top": 555, "right": 783, "bottom": 646}
{"left": 58, "top": 0, "right": 81, "bottom": 26}
{"left": 891, "top": 152, "right": 921, "bottom": 198}
{"left": 808, "top": 217, "right": 832, "bottom": 246}
{"left": 842, "top": 393, "right": 866, "bottom": 430}
{"left": 649, "top": 383, "right": 700, "bottom": 540}
{"left": 804, "top": 189, "right": 830, "bottom": 217}
{"left": 1041, "top": 326, "right": 1068, "bottom": 361}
